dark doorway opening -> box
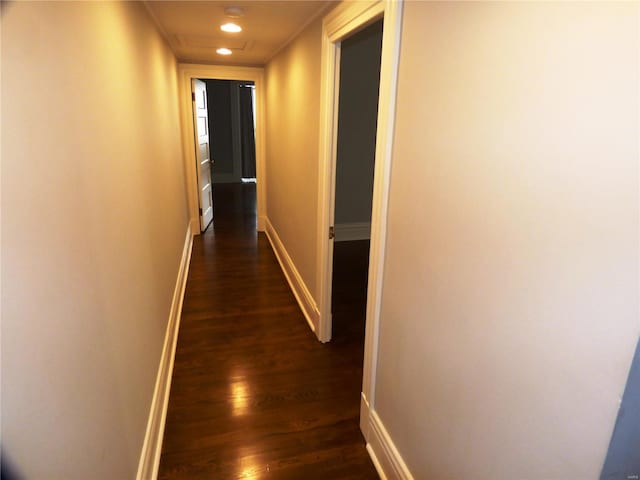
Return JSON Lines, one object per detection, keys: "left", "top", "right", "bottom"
{"left": 330, "top": 20, "right": 383, "bottom": 359}
{"left": 200, "top": 79, "right": 257, "bottom": 224}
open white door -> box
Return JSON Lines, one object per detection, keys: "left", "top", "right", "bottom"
{"left": 192, "top": 79, "right": 214, "bottom": 231}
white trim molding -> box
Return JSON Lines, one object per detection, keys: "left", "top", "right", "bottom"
{"left": 177, "top": 64, "right": 267, "bottom": 234}
{"left": 334, "top": 222, "right": 371, "bottom": 242}
{"left": 367, "top": 410, "right": 415, "bottom": 480}
{"left": 265, "top": 217, "right": 321, "bottom": 337}
{"left": 360, "top": 392, "right": 371, "bottom": 438}
{"left": 360, "top": 0, "right": 403, "bottom": 443}
{"left": 136, "top": 225, "right": 194, "bottom": 480}
{"left": 317, "top": 0, "right": 387, "bottom": 344}
{"left": 315, "top": 0, "right": 404, "bottom": 448}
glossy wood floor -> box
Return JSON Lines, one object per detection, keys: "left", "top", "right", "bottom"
{"left": 158, "top": 183, "right": 378, "bottom": 479}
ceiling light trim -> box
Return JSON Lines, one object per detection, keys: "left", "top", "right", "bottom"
{"left": 224, "top": 6, "right": 245, "bottom": 18}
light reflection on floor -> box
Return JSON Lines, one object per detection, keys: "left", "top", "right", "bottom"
{"left": 236, "top": 446, "right": 266, "bottom": 479}
{"left": 229, "top": 372, "right": 251, "bottom": 417}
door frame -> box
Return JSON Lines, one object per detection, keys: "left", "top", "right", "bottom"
{"left": 178, "top": 64, "right": 266, "bottom": 233}
{"left": 315, "top": 0, "right": 403, "bottom": 440}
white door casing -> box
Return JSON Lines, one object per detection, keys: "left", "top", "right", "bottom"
{"left": 178, "top": 65, "right": 266, "bottom": 234}
{"left": 191, "top": 78, "right": 214, "bottom": 231}
{"left": 316, "top": 0, "right": 404, "bottom": 440}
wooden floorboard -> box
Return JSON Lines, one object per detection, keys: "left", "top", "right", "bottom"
{"left": 158, "top": 183, "right": 378, "bottom": 479}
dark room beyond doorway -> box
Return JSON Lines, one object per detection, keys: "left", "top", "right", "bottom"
{"left": 204, "top": 79, "right": 257, "bottom": 185}
{"left": 200, "top": 79, "right": 257, "bottom": 226}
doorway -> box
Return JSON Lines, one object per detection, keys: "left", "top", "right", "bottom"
{"left": 330, "top": 20, "right": 383, "bottom": 347}
{"left": 204, "top": 80, "right": 256, "bottom": 186}
{"left": 316, "top": 0, "right": 403, "bottom": 444}
{"left": 196, "top": 78, "right": 257, "bottom": 231}
{"left": 178, "top": 64, "right": 266, "bottom": 235}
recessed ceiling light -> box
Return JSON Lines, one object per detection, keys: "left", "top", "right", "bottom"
{"left": 221, "top": 22, "right": 242, "bottom": 33}
{"left": 224, "top": 6, "right": 244, "bottom": 18}
{"left": 216, "top": 47, "right": 232, "bottom": 55}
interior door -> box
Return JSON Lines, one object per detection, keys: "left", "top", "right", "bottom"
{"left": 192, "top": 78, "right": 214, "bottom": 231}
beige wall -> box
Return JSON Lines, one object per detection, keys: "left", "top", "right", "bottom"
{"left": 1, "top": 2, "right": 189, "bottom": 478}
{"left": 375, "top": 2, "right": 639, "bottom": 478}
{"left": 265, "top": 17, "right": 323, "bottom": 299}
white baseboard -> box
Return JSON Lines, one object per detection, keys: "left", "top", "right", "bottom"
{"left": 334, "top": 222, "right": 371, "bottom": 242}
{"left": 264, "top": 217, "right": 320, "bottom": 336}
{"left": 136, "top": 224, "right": 194, "bottom": 480}
{"left": 257, "top": 215, "right": 266, "bottom": 232}
{"left": 367, "top": 443, "right": 389, "bottom": 480}
{"left": 360, "top": 392, "right": 371, "bottom": 440}
{"left": 190, "top": 218, "right": 200, "bottom": 236}
{"left": 367, "top": 410, "right": 414, "bottom": 480}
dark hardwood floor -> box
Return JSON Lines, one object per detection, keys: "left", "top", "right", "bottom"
{"left": 158, "top": 183, "right": 378, "bottom": 479}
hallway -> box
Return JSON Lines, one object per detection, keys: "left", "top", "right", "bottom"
{"left": 158, "top": 183, "right": 378, "bottom": 479}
